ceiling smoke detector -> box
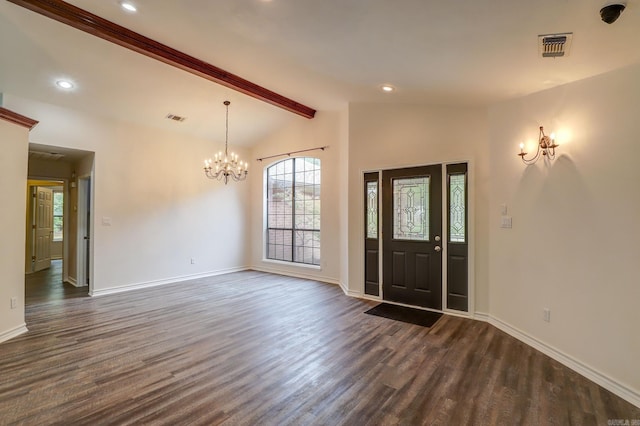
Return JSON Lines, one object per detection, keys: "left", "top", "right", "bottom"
{"left": 538, "top": 33, "right": 573, "bottom": 58}
{"left": 166, "top": 114, "right": 186, "bottom": 122}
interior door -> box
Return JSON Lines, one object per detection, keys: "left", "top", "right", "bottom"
{"left": 34, "top": 186, "right": 53, "bottom": 272}
{"left": 382, "top": 165, "right": 442, "bottom": 309}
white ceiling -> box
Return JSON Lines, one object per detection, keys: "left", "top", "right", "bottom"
{"left": 1, "top": 0, "right": 639, "bottom": 147}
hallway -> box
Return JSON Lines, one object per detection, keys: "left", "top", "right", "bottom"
{"left": 25, "top": 259, "right": 88, "bottom": 305}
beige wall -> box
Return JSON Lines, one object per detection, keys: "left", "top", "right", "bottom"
{"left": 488, "top": 63, "right": 640, "bottom": 401}
{"left": 5, "top": 95, "right": 250, "bottom": 295}
{"left": 0, "top": 119, "right": 30, "bottom": 342}
{"left": 347, "top": 103, "right": 490, "bottom": 313}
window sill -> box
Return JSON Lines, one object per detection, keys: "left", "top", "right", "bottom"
{"left": 261, "top": 258, "right": 321, "bottom": 271}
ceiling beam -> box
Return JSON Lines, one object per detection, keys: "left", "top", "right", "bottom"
{"left": 6, "top": 0, "right": 316, "bottom": 119}
{"left": 0, "top": 107, "right": 39, "bottom": 130}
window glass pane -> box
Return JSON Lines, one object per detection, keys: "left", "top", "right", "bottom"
{"left": 53, "top": 216, "right": 63, "bottom": 241}
{"left": 266, "top": 157, "right": 320, "bottom": 265}
{"left": 53, "top": 192, "right": 63, "bottom": 216}
{"left": 267, "top": 229, "right": 292, "bottom": 261}
{"left": 449, "top": 173, "right": 466, "bottom": 243}
{"left": 293, "top": 230, "right": 320, "bottom": 264}
{"left": 53, "top": 191, "right": 63, "bottom": 241}
{"left": 393, "top": 176, "right": 430, "bottom": 241}
{"left": 366, "top": 181, "right": 378, "bottom": 239}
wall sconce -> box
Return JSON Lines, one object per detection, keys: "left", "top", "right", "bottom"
{"left": 518, "top": 126, "right": 558, "bottom": 164}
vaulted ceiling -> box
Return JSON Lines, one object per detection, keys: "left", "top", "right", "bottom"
{"left": 1, "top": 0, "right": 639, "bottom": 147}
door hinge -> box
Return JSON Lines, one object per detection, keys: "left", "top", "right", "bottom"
{"left": 32, "top": 224, "right": 36, "bottom": 229}
{"left": 31, "top": 256, "right": 36, "bottom": 261}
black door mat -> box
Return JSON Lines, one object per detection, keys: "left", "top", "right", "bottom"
{"left": 364, "top": 303, "right": 442, "bottom": 328}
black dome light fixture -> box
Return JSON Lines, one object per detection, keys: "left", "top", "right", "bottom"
{"left": 600, "top": 3, "right": 626, "bottom": 24}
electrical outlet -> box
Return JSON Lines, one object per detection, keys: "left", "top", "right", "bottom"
{"left": 10, "top": 297, "right": 17, "bottom": 309}
{"left": 543, "top": 308, "right": 551, "bottom": 322}
{"left": 190, "top": 258, "right": 196, "bottom": 265}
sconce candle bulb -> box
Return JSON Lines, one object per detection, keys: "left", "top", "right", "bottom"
{"left": 518, "top": 126, "right": 559, "bottom": 165}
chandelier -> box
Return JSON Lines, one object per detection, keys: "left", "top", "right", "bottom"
{"left": 204, "top": 100, "right": 248, "bottom": 184}
{"left": 518, "top": 126, "right": 558, "bottom": 165}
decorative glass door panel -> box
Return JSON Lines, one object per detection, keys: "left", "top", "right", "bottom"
{"left": 393, "top": 177, "right": 430, "bottom": 241}
{"left": 367, "top": 181, "right": 378, "bottom": 239}
{"left": 449, "top": 174, "right": 466, "bottom": 243}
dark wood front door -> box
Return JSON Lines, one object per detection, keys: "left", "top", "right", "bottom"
{"left": 382, "top": 165, "right": 442, "bottom": 309}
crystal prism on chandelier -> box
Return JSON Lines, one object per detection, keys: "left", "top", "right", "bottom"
{"left": 204, "top": 100, "right": 248, "bottom": 184}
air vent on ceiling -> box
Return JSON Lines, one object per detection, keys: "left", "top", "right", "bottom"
{"left": 538, "top": 33, "right": 573, "bottom": 58}
{"left": 166, "top": 114, "right": 186, "bottom": 122}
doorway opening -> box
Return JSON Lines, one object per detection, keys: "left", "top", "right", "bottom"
{"left": 25, "top": 144, "right": 94, "bottom": 306}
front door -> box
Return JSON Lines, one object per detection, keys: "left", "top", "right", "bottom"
{"left": 382, "top": 165, "right": 442, "bottom": 309}
{"left": 33, "top": 186, "right": 53, "bottom": 272}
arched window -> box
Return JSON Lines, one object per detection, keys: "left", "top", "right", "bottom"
{"left": 266, "top": 157, "right": 320, "bottom": 265}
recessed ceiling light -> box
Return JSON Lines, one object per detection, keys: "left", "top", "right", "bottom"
{"left": 380, "top": 84, "right": 395, "bottom": 93}
{"left": 56, "top": 80, "right": 74, "bottom": 90}
{"left": 120, "top": 2, "right": 137, "bottom": 12}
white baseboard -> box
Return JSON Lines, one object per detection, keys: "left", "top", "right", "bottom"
{"left": 481, "top": 314, "right": 640, "bottom": 409}
{"left": 344, "top": 288, "right": 360, "bottom": 297}
{"left": 90, "top": 266, "right": 250, "bottom": 297}
{"left": 0, "top": 324, "right": 28, "bottom": 344}
{"left": 66, "top": 276, "right": 80, "bottom": 287}
{"left": 251, "top": 265, "right": 340, "bottom": 286}
{"left": 473, "top": 311, "right": 490, "bottom": 322}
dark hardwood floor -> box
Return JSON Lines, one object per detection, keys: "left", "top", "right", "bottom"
{"left": 2, "top": 270, "right": 638, "bottom": 425}
{"left": 25, "top": 259, "right": 88, "bottom": 305}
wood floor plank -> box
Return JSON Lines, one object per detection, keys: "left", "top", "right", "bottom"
{"left": 1, "top": 265, "right": 639, "bottom": 425}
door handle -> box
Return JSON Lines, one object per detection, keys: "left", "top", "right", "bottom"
{"left": 435, "top": 235, "right": 441, "bottom": 242}
{"left": 435, "top": 246, "right": 441, "bottom": 252}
